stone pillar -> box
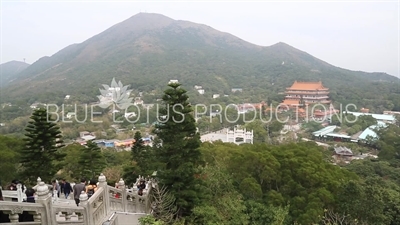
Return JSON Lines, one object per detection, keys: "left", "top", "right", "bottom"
{"left": 79, "top": 191, "right": 88, "bottom": 205}
{"left": 118, "top": 178, "right": 127, "bottom": 212}
{"left": 35, "top": 181, "right": 55, "bottom": 225}
{"left": 53, "top": 189, "right": 58, "bottom": 203}
{"left": 16, "top": 183, "right": 23, "bottom": 202}
{"left": 33, "top": 177, "right": 41, "bottom": 201}
{"left": 98, "top": 173, "right": 110, "bottom": 218}
{"left": 98, "top": 173, "right": 107, "bottom": 188}
{"left": 79, "top": 191, "right": 92, "bottom": 225}
{"left": 145, "top": 180, "right": 152, "bottom": 213}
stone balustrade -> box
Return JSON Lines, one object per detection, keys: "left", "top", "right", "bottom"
{"left": 0, "top": 174, "right": 154, "bottom": 225}
{"left": 1, "top": 184, "right": 26, "bottom": 202}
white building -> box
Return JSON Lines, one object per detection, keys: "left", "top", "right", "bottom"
{"left": 198, "top": 89, "right": 205, "bottom": 95}
{"left": 169, "top": 79, "right": 179, "bottom": 84}
{"left": 66, "top": 112, "right": 76, "bottom": 119}
{"left": 227, "top": 126, "right": 254, "bottom": 144}
{"left": 231, "top": 88, "right": 243, "bottom": 93}
{"left": 212, "top": 94, "right": 220, "bottom": 99}
{"left": 124, "top": 112, "right": 137, "bottom": 119}
{"left": 30, "top": 102, "right": 47, "bottom": 109}
{"left": 201, "top": 126, "right": 254, "bottom": 145}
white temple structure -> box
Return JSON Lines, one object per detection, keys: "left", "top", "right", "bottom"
{"left": 201, "top": 126, "right": 254, "bottom": 144}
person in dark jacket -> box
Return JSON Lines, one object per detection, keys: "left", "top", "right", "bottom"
{"left": 137, "top": 180, "right": 146, "bottom": 196}
{"left": 19, "top": 188, "right": 35, "bottom": 222}
{"left": 23, "top": 188, "right": 35, "bottom": 203}
{"left": 61, "top": 179, "right": 73, "bottom": 199}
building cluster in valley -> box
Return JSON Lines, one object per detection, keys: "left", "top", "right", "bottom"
{"left": 14, "top": 80, "right": 399, "bottom": 158}
{"left": 75, "top": 131, "right": 153, "bottom": 150}
{"left": 312, "top": 113, "right": 395, "bottom": 143}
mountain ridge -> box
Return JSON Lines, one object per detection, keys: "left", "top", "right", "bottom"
{"left": 1, "top": 13, "right": 398, "bottom": 106}
{"left": 0, "top": 60, "right": 30, "bottom": 87}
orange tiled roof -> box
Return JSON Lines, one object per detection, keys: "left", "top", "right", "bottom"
{"left": 297, "top": 108, "right": 305, "bottom": 113}
{"left": 287, "top": 81, "right": 328, "bottom": 91}
{"left": 253, "top": 103, "right": 263, "bottom": 109}
{"left": 281, "top": 99, "right": 300, "bottom": 105}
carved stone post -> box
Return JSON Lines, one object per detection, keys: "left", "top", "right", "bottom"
{"left": 98, "top": 173, "right": 110, "bottom": 218}
{"left": 119, "top": 178, "right": 127, "bottom": 212}
{"left": 3, "top": 206, "right": 23, "bottom": 222}
{"left": 33, "top": 177, "right": 42, "bottom": 198}
{"left": 145, "top": 180, "right": 152, "bottom": 213}
{"left": 53, "top": 189, "right": 58, "bottom": 203}
{"left": 35, "top": 181, "right": 55, "bottom": 225}
{"left": 98, "top": 173, "right": 107, "bottom": 188}
{"left": 79, "top": 191, "right": 88, "bottom": 206}
{"left": 16, "top": 183, "right": 23, "bottom": 202}
{"left": 79, "top": 191, "right": 92, "bottom": 225}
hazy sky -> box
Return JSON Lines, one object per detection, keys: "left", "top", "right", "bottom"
{"left": 1, "top": 0, "right": 399, "bottom": 76}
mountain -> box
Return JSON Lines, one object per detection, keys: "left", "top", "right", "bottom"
{"left": 0, "top": 60, "right": 30, "bottom": 87}
{"left": 1, "top": 13, "right": 399, "bottom": 107}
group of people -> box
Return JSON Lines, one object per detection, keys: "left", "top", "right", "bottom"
{"left": 0, "top": 178, "right": 98, "bottom": 208}
{"left": 1, "top": 177, "right": 147, "bottom": 208}
{"left": 52, "top": 179, "right": 73, "bottom": 199}
{"left": 72, "top": 179, "right": 98, "bottom": 206}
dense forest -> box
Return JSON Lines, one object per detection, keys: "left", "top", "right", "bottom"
{"left": 2, "top": 125, "right": 400, "bottom": 224}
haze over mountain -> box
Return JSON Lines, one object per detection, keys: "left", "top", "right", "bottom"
{"left": 0, "top": 60, "right": 30, "bottom": 87}
{"left": 1, "top": 13, "right": 398, "bottom": 105}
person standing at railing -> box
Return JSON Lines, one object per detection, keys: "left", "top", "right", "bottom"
{"left": 19, "top": 188, "right": 35, "bottom": 222}
{"left": 7, "top": 180, "right": 18, "bottom": 202}
{"left": 23, "top": 188, "right": 35, "bottom": 203}
{"left": 85, "top": 180, "right": 98, "bottom": 198}
{"left": 137, "top": 180, "right": 146, "bottom": 196}
{"left": 7, "top": 180, "right": 17, "bottom": 191}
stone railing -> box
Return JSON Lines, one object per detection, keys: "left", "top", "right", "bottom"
{"left": 0, "top": 174, "right": 154, "bottom": 225}
{"left": 1, "top": 184, "right": 26, "bottom": 202}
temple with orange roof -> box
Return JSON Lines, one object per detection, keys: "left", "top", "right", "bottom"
{"left": 283, "top": 81, "right": 330, "bottom": 107}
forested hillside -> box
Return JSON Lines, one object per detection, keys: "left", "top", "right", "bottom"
{"left": 2, "top": 85, "right": 400, "bottom": 225}
{"left": 1, "top": 13, "right": 399, "bottom": 113}
{"left": 2, "top": 128, "right": 400, "bottom": 224}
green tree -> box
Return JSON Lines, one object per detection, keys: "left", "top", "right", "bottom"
{"left": 19, "top": 108, "right": 65, "bottom": 184}
{"left": 0, "top": 135, "right": 24, "bottom": 186}
{"left": 154, "top": 82, "right": 205, "bottom": 217}
{"left": 190, "top": 164, "right": 249, "bottom": 225}
{"left": 58, "top": 143, "right": 85, "bottom": 181}
{"left": 78, "top": 140, "right": 106, "bottom": 180}
{"left": 123, "top": 131, "right": 154, "bottom": 186}
{"left": 132, "top": 131, "right": 149, "bottom": 173}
